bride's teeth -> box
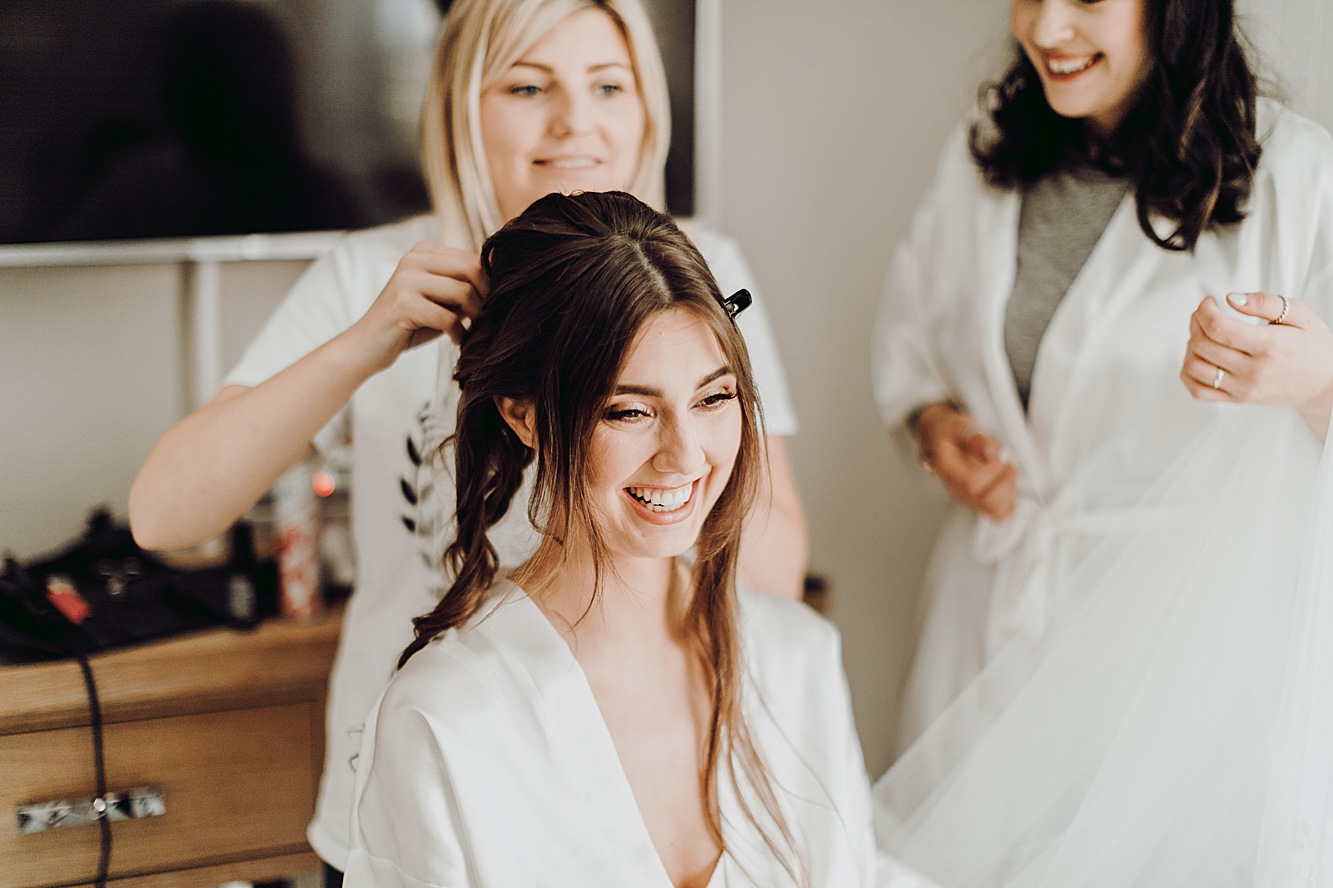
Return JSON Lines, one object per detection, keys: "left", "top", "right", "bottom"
{"left": 628, "top": 484, "right": 693, "bottom": 512}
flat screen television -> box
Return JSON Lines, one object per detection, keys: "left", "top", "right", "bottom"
{"left": 0, "top": 0, "right": 702, "bottom": 248}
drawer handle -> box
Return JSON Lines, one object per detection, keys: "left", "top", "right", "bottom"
{"left": 16, "top": 785, "right": 166, "bottom": 835}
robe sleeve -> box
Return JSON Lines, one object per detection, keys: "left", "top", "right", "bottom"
{"left": 344, "top": 661, "right": 475, "bottom": 888}
{"left": 1298, "top": 117, "right": 1333, "bottom": 318}
{"left": 812, "top": 626, "right": 939, "bottom": 888}
{"left": 871, "top": 123, "right": 977, "bottom": 447}
{"left": 805, "top": 612, "right": 941, "bottom": 888}
{"left": 739, "top": 590, "right": 939, "bottom": 887}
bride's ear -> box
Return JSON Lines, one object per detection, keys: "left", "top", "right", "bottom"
{"left": 495, "top": 397, "right": 537, "bottom": 449}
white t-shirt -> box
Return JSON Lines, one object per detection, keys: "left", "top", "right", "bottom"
{"left": 345, "top": 584, "right": 927, "bottom": 888}
{"left": 223, "top": 215, "right": 798, "bottom": 869}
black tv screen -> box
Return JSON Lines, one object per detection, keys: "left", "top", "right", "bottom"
{"left": 0, "top": 0, "right": 697, "bottom": 247}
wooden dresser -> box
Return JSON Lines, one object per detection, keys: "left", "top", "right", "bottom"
{"left": 0, "top": 606, "right": 343, "bottom": 888}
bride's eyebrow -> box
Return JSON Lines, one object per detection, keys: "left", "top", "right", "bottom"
{"left": 613, "top": 366, "right": 732, "bottom": 397}
{"left": 697, "top": 367, "right": 731, "bottom": 387}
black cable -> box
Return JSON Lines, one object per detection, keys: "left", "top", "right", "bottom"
{"left": 75, "top": 654, "right": 111, "bottom": 888}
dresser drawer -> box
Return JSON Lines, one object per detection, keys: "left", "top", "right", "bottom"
{"left": 0, "top": 702, "right": 320, "bottom": 888}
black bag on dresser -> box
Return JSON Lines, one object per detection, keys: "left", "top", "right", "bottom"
{"left": 0, "top": 509, "right": 277, "bottom": 663}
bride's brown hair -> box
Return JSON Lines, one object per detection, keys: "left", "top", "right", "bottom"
{"left": 401, "top": 190, "right": 804, "bottom": 883}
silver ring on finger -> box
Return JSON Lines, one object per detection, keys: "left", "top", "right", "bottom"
{"left": 1271, "top": 294, "right": 1291, "bottom": 325}
{"left": 1212, "top": 366, "right": 1225, "bottom": 390}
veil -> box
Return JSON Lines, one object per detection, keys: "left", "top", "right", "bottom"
{"left": 875, "top": 404, "right": 1333, "bottom": 887}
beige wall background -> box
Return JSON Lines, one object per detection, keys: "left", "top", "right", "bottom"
{"left": 714, "top": 2, "right": 1008, "bottom": 775}
{"left": 2, "top": 1, "right": 1331, "bottom": 778}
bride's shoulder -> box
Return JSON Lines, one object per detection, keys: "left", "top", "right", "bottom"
{"left": 737, "top": 587, "right": 842, "bottom": 670}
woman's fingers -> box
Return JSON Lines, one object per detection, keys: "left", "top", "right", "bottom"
{"left": 1186, "top": 313, "right": 1247, "bottom": 393}
{"left": 974, "top": 462, "right": 1019, "bottom": 520}
{"left": 394, "top": 271, "right": 481, "bottom": 343}
{"left": 346, "top": 243, "right": 490, "bottom": 369}
{"left": 1225, "top": 290, "right": 1292, "bottom": 326}
{"left": 411, "top": 242, "right": 489, "bottom": 316}
{"left": 1192, "top": 296, "right": 1265, "bottom": 355}
{"left": 945, "top": 458, "right": 1017, "bottom": 520}
{"left": 923, "top": 419, "right": 1017, "bottom": 519}
{"left": 403, "top": 300, "right": 468, "bottom": 349}
{"left": 1194, "top": 291, "right": 1312, "bottom": 356}
{"left": 1180, "top": 352, "right": 1233, "bottom": 401}
{"left": 400, "top": 243, "right": 486, "bottom": 318}
{"left": 1183, "top": 294, "right": 1333, "bottom": 424}
{"left": 960, "top": 424, "right": 1001, "bottom": 462}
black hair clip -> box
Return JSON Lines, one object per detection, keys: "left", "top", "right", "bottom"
{"left": 721, "top": 288, "right": 752, "bottom": 320}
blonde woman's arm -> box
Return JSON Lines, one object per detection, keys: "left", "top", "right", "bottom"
{"left": 130, "top": 242, "right": 483, "bottom": 549}
{"left": 738, "top": 436, "right": 808, "bottom": 601}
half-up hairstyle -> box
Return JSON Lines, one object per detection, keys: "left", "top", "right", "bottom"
{"left": 399, "top": 190, "right": 805, "bottom": 884}
{"left": 972, "top": 0, "right": 1261, "bottom": 252}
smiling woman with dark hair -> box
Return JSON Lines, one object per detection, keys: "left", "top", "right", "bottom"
{"left": 872, "top": 0, "right": 1333, "bottom": 883}
{"left": 972, "top": 0, "right": 1261, "bottom": 252}
{"left": 879, "top": 0, "right": 1333, "bottom": 752}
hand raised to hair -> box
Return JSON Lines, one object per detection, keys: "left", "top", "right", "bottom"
{"left": 1180, "top": 292, "right": 1333, "bottom": 437}
{"left": 913, "top": 401, "right": 1019, "bottom": 521}
{"left": 344, "top": 241, "right": 488, "bottom": 375}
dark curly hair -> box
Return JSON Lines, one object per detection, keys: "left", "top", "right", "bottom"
{"left": 971, "top": 0, "right": 1261, "bottom": 252}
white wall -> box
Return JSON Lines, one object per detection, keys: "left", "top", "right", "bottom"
{"left": 1241, "top": 0, "right": 1333, "bottom": 128}
{"left": 0, "top": 259, "right": 304, "bottom": 562}
{"left": 0, "top": 263, "right": 185, "bottom": 551}
{"left": 2, "top": 1, "right": 1332, "bottom": 778}
{"left": 715, "top": 1, "right": 1009, "bottom": 774}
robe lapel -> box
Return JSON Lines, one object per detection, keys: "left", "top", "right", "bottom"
{"left": 1027, "top": 193, "right": 1131, "bottom": 476}
{"left": 1030, "top": 197, "right": 1271, "bottom": 485}
{"left": 505, "top": 592, "right": 682, "bottom": 888}
{"left": 972, "top": 187, "right": 1051, "bottom": 493}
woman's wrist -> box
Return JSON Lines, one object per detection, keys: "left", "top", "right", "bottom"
{"left": 328, "top": 319, "right": 402, "bottom": 381}
{"left": 907, "top": 398, "right": 962, "bottom": 436}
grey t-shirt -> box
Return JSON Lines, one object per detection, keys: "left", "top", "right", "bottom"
{"left": 1006, "top": 164, "right": 1129, "bottom": 409}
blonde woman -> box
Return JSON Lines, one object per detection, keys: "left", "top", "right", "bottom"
{"left": 128, "top": 1, "right": 805, "bottom": 883}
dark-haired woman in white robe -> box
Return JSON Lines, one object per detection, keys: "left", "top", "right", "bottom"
{"left": 872, "top": 0, "right": 1333, "bottom": 882}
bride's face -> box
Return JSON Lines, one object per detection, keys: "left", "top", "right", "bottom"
{"left": 583, "top": 308, "right": 742, "bottom": 564}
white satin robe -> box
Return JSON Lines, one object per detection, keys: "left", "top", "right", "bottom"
{"left": 874, "top": 99, "right": 1333, "bottom": 749}
{"left": 344, "top": 582, "right": 931, "bottom": 888}
{"left": 871, "top": 101, "right": 1333, "bottom": 885}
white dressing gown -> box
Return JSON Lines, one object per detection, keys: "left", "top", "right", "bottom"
{"left": 223, "top": 218, "right": 798, "bottom": 870}
{"left": 345, "top": 583, "right": 931, "bottom": 888}
{"left": 872, "top": 101, "right": 1333, "bottom": 885}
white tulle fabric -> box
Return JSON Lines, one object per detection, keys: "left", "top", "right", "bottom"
{"left": 875, "top": 405, "right": 1333, "bottom": 887}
